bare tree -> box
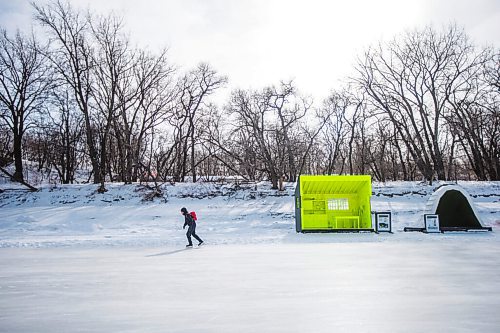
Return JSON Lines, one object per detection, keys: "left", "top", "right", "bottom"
{"left": 176, "top": 63, "right": 226, "bottom": 182}
{"left": 317, "top": 90, "right": 350, "bottom": 174}
{"left": 355, "top": 25, "right": 486, "bottom": 183}
{"left": 223, "top": 82, "right": 318, "bottom": 187}
{"left": 345, "top": 92, "right": 368, "bottom": 175}
{"left": 33, "top": 0, "right": 101, "bottom": 184}
{"left": 365, "top": 118, "right": 392, "bottom": 181}
{"left": 203, "top": 103, "right": 260, "bottom": 181}
{"left": 266, "top": 81, "right": 312, "bottom": 182}
{"left": 117, "top": 48, "right": 175, "bottom": 183}
{"left": 484, "top": 51, "right": 500, "bottom": 91}
{"left": 0, "top": 28, "right": 52, "bottom": 182}
{"left": 48, "top": 88, "right": 84, "bottom": 183}
{"left": 228, "top": 88, "right": 282, "bottom": 188}
{"left": 445, "top": 49, "right": 500, "bottom": 180}
{"left": 89, "top": 13, "right": 129, "bottom": 190}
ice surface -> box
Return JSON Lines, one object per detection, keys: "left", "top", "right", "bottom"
{"left": 1, "top": 242, "right": 500, "bottom": 332}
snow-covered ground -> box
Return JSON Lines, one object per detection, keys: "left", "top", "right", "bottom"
{"left": 1, "top": 181, "right": 499, "bottom": 332}
{"left": 1, "top": 181, "right": 499, "bottom": 247}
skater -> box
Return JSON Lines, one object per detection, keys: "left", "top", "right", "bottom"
{"left": 181, "top": 207, "right": 204, "bottom": 247}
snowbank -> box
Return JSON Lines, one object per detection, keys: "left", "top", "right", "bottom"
{"left": 0, "top": 181, "right": 499, "bottom": 248}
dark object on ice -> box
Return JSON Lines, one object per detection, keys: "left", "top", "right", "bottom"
{"left": 403, "top": 185, "right": 492, "bottom": 233}
{"left": 404, "top": 227, "right": 426, "bottom": 232}
{"left": 436, "top": 189, "right": 481, "bottom": 229}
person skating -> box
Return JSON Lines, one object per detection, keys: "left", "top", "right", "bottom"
{"left": 181, "top": 207, "right": 203, "bottom": 247}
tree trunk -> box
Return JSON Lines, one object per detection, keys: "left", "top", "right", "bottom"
{"left": 191, "top": 122, "right": 197, "bottom": 183}
{"left": 12, "top": 131, "right": 24, "bottom": 182}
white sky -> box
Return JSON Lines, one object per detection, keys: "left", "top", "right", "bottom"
{"left": 1, "top": 0, "right": 499, "bottom": 104}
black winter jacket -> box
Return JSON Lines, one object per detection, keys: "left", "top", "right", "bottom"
{"left": 183, "top": 213, "right": 195, "bottom": 228}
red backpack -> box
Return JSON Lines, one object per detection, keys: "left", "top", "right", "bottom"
{"left": 190, "top": 211, "right": 198, "bottom": 221}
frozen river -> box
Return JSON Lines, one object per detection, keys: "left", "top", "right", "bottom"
{"left": 1, "top": 240, "right": 500, "bottom": 333}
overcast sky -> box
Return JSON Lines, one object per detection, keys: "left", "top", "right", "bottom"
{"left": 1, "top": 0, "right": 499, "bottom": 104}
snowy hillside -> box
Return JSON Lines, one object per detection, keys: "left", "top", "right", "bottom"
{"left": 1, "top": 181, "right": 499, "bottom": 248}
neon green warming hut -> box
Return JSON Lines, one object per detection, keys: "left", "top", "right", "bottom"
{"left": 295, "top": 175, "right": 373, "bottom": 232}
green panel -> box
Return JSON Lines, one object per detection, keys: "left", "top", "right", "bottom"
{"left": 301, "top": 198, "right": 328, "bottom": 229}
{"left": 297, "top": 175, "right": 372, "bottom": 231}
{"left": 302, "top": 212, "right": 328, "bottom": 229}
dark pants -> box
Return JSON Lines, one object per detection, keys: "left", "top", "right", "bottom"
{"left": 186, "top": 223, "right": 203, "bottom": 245}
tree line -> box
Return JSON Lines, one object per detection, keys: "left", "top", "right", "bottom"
{"left": 0, "top": 1, "right": 498, "bottom": 190}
